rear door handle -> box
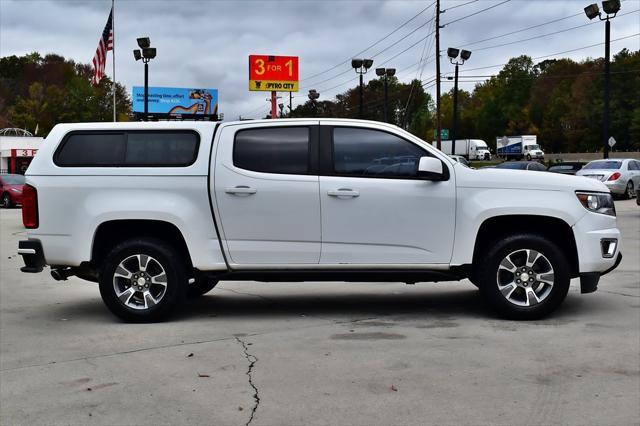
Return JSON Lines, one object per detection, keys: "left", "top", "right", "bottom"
{"left": 225, "top": 186, "right": 257, "bottom": 195}
{"left": 327, "top": 188, "right": 360, "bottom": 198}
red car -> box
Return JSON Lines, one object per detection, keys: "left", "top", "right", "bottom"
{"left": 0, "top": 174, "right": 25, "bottom": 208}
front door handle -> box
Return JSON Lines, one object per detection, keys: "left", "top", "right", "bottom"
{"left": 225, "top": 185, "right": 257, "bottom": 195}
{"left": 327, "top": 188, "right": 360, "bottom": 198}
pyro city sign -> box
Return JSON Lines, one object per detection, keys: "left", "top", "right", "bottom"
{"left": 249, "top": 55, "right": 299, "bottom": 92}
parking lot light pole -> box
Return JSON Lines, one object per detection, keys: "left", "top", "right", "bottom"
{"left": 352, "top": 59, "right": 373, "bottom": 119}
{"left": 133, "top": 37, "right": 156, "bottom": 121}
{"left": 447, "top": 48, "right": 471, "bottom": 155}
{"left": 308, "top": 89, "right": 320, "bottom": 117}
{"left": 375, "top": 68, "right": 396, "bottom": 123}
{"left": 584, "top": 0, "right": 621, "bottom": 159}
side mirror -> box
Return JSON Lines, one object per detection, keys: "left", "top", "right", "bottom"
{"left": 418, "top": 156, "right": 448, "bottom": 181}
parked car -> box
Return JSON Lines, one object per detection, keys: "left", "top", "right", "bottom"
{"left": 576, "top": 159, "right": 640, "bottom": 198}
{"left": 448, "top": 155, "right": 470, "bottom": 167}
{"left": 493, "top": 161, "right": 547, "bottom": 171}
{"left": 18, "top": 119, "right": 621, "bottom": 322}
{"left": 0, "top": 174, "right": 25, "bottom": 207}
{"left": 548, "top": 162, "right": 585, "bottom": 175}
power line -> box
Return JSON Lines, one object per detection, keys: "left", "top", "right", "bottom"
{"left": 472, "top": 9, "right": 638, "bottom": 52}
{"left": 301, "top": 13, "right": 437, "bottom": 91}
{"left": 303, "top": 1, "right": 436, "bottom": 83}
{"left": 442, "top": 0, "right": 510, "bottom": 27}
{"left": 444, "top": 33, "right": 640, "bottom": 76}
{"left": 464, "top": 12, "right": 584, "bottom": 47}
{"left": 442, "top": 0, "right": 479, "bottom": 12}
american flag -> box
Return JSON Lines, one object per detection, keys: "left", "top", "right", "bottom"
{"left": 91, "top": 7, "right": 113, "bottom": 86}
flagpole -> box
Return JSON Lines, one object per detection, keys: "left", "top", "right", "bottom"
{"left": 112, "top": 0, "right": 116, "bottom": 122}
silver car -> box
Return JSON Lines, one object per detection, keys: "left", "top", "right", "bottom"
{"left": 576, "top": 159, "right": 640, "bottom": 198}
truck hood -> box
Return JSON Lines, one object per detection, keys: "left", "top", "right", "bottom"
{"left": 457, "top": 166, "right": 609, "bottom": 193}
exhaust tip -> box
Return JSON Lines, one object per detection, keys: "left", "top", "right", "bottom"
{"left": 51, "top": 269, "right": 67, "bottom": 281}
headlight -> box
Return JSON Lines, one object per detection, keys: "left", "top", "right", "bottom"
{"left": 576, "top": 192, "right": 616, "bottom": 216}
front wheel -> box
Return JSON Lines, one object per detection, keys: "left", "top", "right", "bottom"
{"left": 477, "top": 234, "right": 570, "bottom": 320}
{"left": 526, "top": 154, "right": 532, "bottom": 161}
{"left": 99, "top": 238, "right": 187, "bottom": 322}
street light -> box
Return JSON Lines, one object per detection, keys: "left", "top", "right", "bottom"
{"left": 308, "top": 89, "right": 320, "bottom": 117}
{"left": 375, "top": 68, "right": 396, "bottom": 123}
{"left": 584, "top": 0, "right": 621, "bottom": 159}
{"left": 447, "top": 47, "right": 472, "bottom": 156}
{"left": 133, "top": 37, "right": 156, "bottom": 121}
{"left": 352, "top": 58, "right": 373, "bottom": 118}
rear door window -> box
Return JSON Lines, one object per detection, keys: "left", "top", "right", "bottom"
{"left": 234, "top": 127, "right": 310, "bottom": 174}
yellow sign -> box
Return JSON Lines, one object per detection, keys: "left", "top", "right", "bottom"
{"left": 249, "top": 80, "right": 299, "bottom": 92}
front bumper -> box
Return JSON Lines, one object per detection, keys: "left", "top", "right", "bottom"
{"left": 18, "top": 239, "right": 46, "bottom": 273}
{"left": 579, "top": 252, "right": 622, "bottom": 293}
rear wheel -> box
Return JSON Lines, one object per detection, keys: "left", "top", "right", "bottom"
{"left": 99, "top": 238, "right": 187, "bottom": 322}
{"left": 477, "top": 234, "right": 570, "bottom": 320}
{"left": 625, "top": 181, "right": 635, "bottom": 199}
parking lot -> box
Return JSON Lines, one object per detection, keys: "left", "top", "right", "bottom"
{"left": 1, "top": 201, "right": 638, "bottom": 426}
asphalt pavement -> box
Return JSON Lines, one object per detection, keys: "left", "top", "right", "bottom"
{"left": 1, "top": 201, "right": 638, "bottom": 426}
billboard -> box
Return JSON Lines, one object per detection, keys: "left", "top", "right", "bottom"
{"left": 249, "top": 55, "right": 298, "bottom": 92}
{"left": 132, "top": 87, "right": 218, "bottom": 115}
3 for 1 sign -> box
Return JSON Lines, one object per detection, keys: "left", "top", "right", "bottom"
{"left": 249, "top": 55, "right": 299, "bottom": 92}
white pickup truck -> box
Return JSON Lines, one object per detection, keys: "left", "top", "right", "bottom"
{"left": 18, "top": 119, "right": 622, "bottom": 322}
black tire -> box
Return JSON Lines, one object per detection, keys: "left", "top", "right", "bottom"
{"left": 99, "top": 238, "right": 187, "bottom": 322}
{"left": 0, "top": 193, "right": 11, "bottom": 208}
{"left": 187, "top": 278, "right": 218, "bottom": 298}
{"left": 526, "top": 154, "right": 532, "bottom": 161}
{"left": 625, "top": 181, "right": 635, "bottom": 199}
{"left": 476, "top": 233, "right": 570, "bottom": 320}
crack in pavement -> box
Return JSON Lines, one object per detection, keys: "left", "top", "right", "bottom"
{"left": 599, "top": 289, "right": 640, "bottom": 298}
{"left": 235, "top": 337, "right": 260, "bottom": 426}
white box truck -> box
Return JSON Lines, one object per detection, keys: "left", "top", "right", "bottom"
{"left": 431, "top": 139, "right": 492, "bottom": 160}
{"left": 496, "top": 135, "right": 545, "bottom": 160}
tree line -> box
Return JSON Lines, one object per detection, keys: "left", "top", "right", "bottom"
{"left": 0, "top": 53, "right": 131, "bottom": 135}
{"left": 1, "top": 49, "right": 638, "bottom": 152}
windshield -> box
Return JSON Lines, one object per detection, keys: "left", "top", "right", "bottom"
{"left": 525, "top": 144, "right": 540, "bottom": 150}
{"left": 1, "top": 174, "right": 25, "bottom": 184}
{"left": 495, "top": 162, "right": 527, "bottom": 170}
{"left": 549, "top": 165, "right": 575, "bottom": 171}
{"left": 583, "top": 161, "right": 621, "bottom": 170}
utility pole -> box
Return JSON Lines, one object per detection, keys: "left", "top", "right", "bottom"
{"left": 603, "top": 17, "right": 611, "bottom": 159}
{"left": 435, "top": 0, "right": 442, "bottom": 150}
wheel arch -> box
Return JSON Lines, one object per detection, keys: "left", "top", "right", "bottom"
{"left": 91, "top": 219, "right": 193, "bottom": 271}
{"left": 472, "top": 215, "right": 579, "bottom": 279}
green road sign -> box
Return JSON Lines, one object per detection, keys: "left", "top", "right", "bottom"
{"left": 433, "top": 129, "right": 449, "bottom": 140}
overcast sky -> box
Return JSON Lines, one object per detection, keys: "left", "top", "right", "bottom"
{"left": 1, "top": 0, "right": 639, "bottom": 120}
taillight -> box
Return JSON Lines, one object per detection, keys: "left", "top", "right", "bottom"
{"left": 22, "top": 184, "right": 38, "bottom": 229}
{"left": 607, "top": 172, "right": 621, "bottom": 181}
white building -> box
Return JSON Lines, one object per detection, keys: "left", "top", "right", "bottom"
{"left": 0, "top": 129, "right": 43, "bottom": 174}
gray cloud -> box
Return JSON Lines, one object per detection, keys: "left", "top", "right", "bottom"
{"left": 1, "top": 0, "right": 639, "bottom": 120}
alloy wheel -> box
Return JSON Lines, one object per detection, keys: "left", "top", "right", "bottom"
{"left": 496, "top": 249, "right": 555, "bottom": 307}
{"left": 626, "top": 182, "right": 635, "bottom": 198}
{"left": 112, "top": 254, "right": 168, "bottom": 310}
